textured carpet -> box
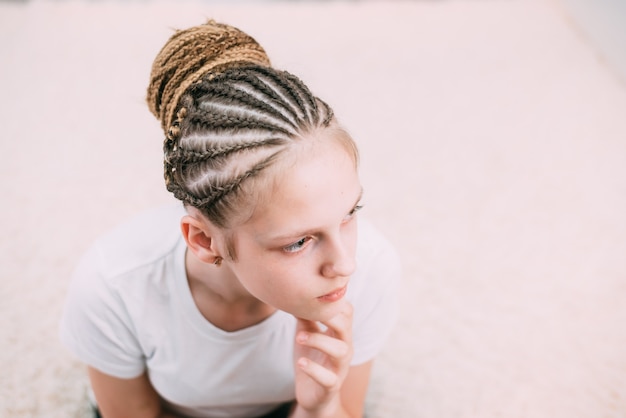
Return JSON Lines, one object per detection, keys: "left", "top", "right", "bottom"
{"left": 1, "top": 1, "right": 625, "bottom": 417}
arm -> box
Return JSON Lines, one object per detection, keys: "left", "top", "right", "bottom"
{"left": 88, "top": 367, "right": 180, "bottom": 418}
{"left": 291, "top": 303, "right": 372, "bottom": 418}
{"left": 338, "top": 361, "right": 373, "bottom": 417}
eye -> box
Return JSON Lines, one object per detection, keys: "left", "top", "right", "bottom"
{"left": 344, "top": 204, "right": 364, "bottom": 222}
{"left": 283, "top": 236, "right": 312, "bottom": 253}
{"left": 350, "top": 205, "right": 364, "bottom": 216}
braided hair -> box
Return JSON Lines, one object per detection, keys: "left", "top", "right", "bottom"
{"left": 146, "top": 20, "right": 358, "bottom": 228}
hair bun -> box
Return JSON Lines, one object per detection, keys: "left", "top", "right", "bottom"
{"left": 146, "top": 20, "right": 271, "bottom": 132}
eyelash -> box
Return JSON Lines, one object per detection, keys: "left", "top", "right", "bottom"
{"left": 344, "top": 204, "right": 364, "bottom": 222}
{"left": 283, "top": 237, "right": 312, "bottom": 253}
{"left": 349, "top": 204, "right": 364, "bottom": 217}
{"left": 282, "top": 204, "right": 364, "bottom": 254}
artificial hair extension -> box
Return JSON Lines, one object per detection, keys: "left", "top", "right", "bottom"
{"left": 147, "top": 20, "right": 271, "bottom": 132}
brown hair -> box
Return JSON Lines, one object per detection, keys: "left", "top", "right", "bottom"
{"left": 146, "top": 20, "right": 358, "bottom": 229}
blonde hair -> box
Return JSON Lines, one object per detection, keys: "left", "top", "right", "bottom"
{"left": 146, "top": 20, "right": 358, "bottom": 228}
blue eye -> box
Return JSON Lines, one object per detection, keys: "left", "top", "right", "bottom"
{"left": 284, "top": 237, "right": 312, "bottom": 253}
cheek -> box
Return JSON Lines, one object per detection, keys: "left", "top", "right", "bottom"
{"left": 261, "top": 260, "right": 318, "bottom": 302}
{"left": 238, "top": 258, "right": 300, "bottom": 297}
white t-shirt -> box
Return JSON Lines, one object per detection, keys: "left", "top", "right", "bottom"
{"left": 60, "top": 203, "right": 401, "bottom": 418}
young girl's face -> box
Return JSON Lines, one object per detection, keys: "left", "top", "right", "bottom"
{"left": 227, "top": 135, "right": 362, "bottom": 321}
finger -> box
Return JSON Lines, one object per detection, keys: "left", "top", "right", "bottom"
{"left": 320, "top": 302, "right": 353, "bottom": 341}
{"left": 297, "top": 357, "right": 339, "bottom": 389}
{"left": 297, "top": 331, "right": 351, "bottom": 360}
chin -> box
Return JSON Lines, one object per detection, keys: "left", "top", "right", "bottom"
{"left": 291, "top": 300, "right": 348, "bottom": 323}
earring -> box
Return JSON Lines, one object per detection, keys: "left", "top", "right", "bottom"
{"left": 213, "top": 256, "right": 223, "bottom": 267}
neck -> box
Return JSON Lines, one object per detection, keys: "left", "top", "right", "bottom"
{"left": 184, "top": 249, "right": 276, "bottom": 331}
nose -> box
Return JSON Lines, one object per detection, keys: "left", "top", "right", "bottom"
{"left": 320, "top": 233, "right": 356, "bottom": 279}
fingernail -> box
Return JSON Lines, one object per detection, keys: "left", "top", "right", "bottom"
{"left": 298, "top": 358, "right": 308, "bottom": 368}
{"left": 297, "top": 332, "right": 308, "bottom": 343}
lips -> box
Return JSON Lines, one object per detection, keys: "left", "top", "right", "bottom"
{"left": 317, "top": 285, "right": 347, "bottom": 302}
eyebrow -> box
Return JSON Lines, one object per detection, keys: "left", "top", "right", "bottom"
{"left": 267, "top": 187, "right": 364, "bottom": 242}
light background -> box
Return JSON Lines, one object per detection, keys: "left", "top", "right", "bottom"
{"left": 1, "top": 0, "right": 625, "bottom": 417}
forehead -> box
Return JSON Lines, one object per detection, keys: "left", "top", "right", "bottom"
{"left": 243, "top": 137, "right": 361, "bottom": 236}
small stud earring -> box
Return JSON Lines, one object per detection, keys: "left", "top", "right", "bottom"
{"left": 213, "top": 257, "right": 223, "bottom": 267}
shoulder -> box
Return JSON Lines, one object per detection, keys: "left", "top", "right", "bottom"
{"left": 349, "top": 217, "right": 402, "bottom": 364}
{"left": 87, "top": 203, "right": 186, "bottom": 279}
{"left": 356, "top": 217, "right": 402, "bottom": 274}
{"left": 60, "top": 203, "right": 188, "bottom": 378}
{"left": 351, "top": 216, "right": 402, "bottom": 301}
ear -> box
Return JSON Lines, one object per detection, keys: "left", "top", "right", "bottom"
{"left": 180, "top": 213, "right": 223, "bottom": 265}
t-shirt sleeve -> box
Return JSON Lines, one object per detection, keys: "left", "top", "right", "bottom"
{"left": 59, "top": 244, "right": 145, "bottom": 379}
{"left": 350, "top": 221, "right": 402, "bottom": 365}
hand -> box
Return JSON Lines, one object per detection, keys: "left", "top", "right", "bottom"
{"left": 292, "top": 303, "right": 354, "bottom": 417}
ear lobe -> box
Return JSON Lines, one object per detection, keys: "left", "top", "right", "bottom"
{"left": 181, "top": 215, "right": 222, "bottom": 264}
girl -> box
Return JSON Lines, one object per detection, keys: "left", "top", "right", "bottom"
{"left": 60, "top": 20, "right": 400, "bottom": 418}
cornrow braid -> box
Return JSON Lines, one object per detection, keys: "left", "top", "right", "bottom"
{"left": 147, "top": 21, "right": 355, "bottom": 229}
{"left": 172, "top": 137, "right": 285, "bottom": 164}
{"left": 175, "top": 153, "right": 278, "bottom": 211}
{"left": 188, "top": 76, "right": 299, "bottom": 131}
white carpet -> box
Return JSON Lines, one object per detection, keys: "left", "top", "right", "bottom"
{"left": 1, "top": 1, "right": 625, "bottom": 417}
